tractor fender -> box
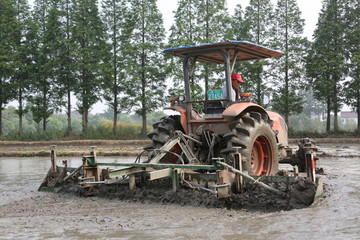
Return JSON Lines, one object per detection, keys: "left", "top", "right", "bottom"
{"left": 267, "top": 111, "right": 288, "bottom": 147}
{"left": 222, "top": 102, "right": 268, "bottom": 118}
{"left": 164, "top": 106, "right": 201, "bottom": 133}
{"left": 222, "top": 103, "right": 288, "bottom": 146}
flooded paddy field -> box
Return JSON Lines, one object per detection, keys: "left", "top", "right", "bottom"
{"left": 1, "top": 143, "right": 360, "bottom": 239}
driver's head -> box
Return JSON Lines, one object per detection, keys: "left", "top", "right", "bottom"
{"left": 231, "top": 73, "right": 245, "bottom": 89}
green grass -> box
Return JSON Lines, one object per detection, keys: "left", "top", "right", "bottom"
{"left": 83, "top": 121, "right": 148, "bottom": 140}
{"left": 0, "top": 121, "right": 149, "bottom": 141}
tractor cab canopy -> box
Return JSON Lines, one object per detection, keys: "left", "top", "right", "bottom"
{"left": 163, "top": 41, "right": 283, "bottom": 114}
{"left": 164, "top": 40, "right": 283, "bottom": 64}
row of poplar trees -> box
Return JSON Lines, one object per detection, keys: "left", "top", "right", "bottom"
{"left": 0, "top": 0, "right": 359, "bottom": 137}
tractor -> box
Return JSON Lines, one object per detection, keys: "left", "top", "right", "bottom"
{"left": 39, "top": 41, "right": 321, "bottom": 204}
{"left": 144, "top": 41, "right": 316, "bottom": 176}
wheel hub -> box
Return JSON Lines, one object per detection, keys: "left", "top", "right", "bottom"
{"left": 251, "top": 136, "right": 272, "bottom": 175}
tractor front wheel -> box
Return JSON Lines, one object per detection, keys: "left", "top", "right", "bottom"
{"left": 144, "top": 115, "right": 183, "bottom": 163}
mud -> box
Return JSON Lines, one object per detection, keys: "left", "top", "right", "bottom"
{"left": 51, "top": 177, "right": 316, "bottom": 212}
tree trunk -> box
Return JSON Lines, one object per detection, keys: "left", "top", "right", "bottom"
{"left": 204, "top": 65, "right": 209, "bottom": 100}
{"left": 357, "top": 89, "right": 360, "bottom": 131}
{"left": 284, "top": 1, "right": 289, "bottom": 125}
{"left": 113, "top": 95, "right": 118, "bottom": 134}
{"left": 67, "top": 90, "right": 72, "bottom": 135}
{"left": 140, "top": 59, "right": 147, "bottom": 135}
{"left": 140, "top": 55, "right": 147, "bottom": 135}
{"left": 66, "top": 0, "right": 72, "bottom": 136}
{"left": 256, "top": 67, "right": 261, "bottom": 104}
{"left": 140, "top": 7, "right": 147, "bottom": 135}
{"left": 326, "top": 96, "right": 331, "bottom": 132}
{"left": 141, "top": 105, "right": 147, "bottom": 135}
{"left": 37, "top": 121, "right": 41, "bottom": 133}
{"left": 42, "top": 83, "right": 47, "bottom": 131}
{"left": 18, "top": 89, "right": 23, "bottom": 136}
{"left": 43, "top": 117, "right": 47, "bottom": 131}
{"left": 255, "top": 1, "right": 261, "bottom": 105}
{"left": 0, "top": 108, "right": 2, "bottom": 136}
{"left": 85, "top": 107, "right": 88, "bottom": 132}
{"left": 82, "top": 109, "right": 88, "bottom": 134}
{"left": 204, "top": 0, "right": 209, "bottom": 97}
{"left": 82, "top": 104, "right": 89, "bottom": 134}
{"left": 333, "top": 81, "right": 339, "bottom": 131}
{"left": 112, "top": 6, "right": 118, "bottom": 135}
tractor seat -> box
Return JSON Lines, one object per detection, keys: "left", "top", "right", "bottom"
{"left": 204, "top": 101, "right": 225, "bottom": 114}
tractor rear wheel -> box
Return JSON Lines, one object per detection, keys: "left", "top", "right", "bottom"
{"left": 222, "top": 112, "right": 279, "bottom": 176}
{"left": 144, "top": 115, "right": 183, "bottom": 162}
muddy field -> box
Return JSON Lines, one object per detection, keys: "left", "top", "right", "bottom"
{"left": 1, "top": 140, "right": 360, "bottom": 239}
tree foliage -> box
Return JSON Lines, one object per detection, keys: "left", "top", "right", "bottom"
{"left": 306, "top": 0, "right": 348, "bottom": 132}
{"left": 1, "top": 0, "right": 359, "bottom": 138}
{"left": 101, "top": 0, "right": 132, "bottom": 134}
{"left": 167, "top": 0, "right": 232, "bottom": 102}
{"left": 31, "top": 0, "right": 59, "bottom": 131}
{"left": 55, "top": 0, "right": 77, "bottom": 135}
{"left": 125, "top": 0, "right": 166, "bottom": 134}
{"left": 343, "top": 1, "right": 360, "bottom": 130}
{"left": 238, "top": 0, "right": 275, "bottom": 105}
{"left": 270, "top": 0, "right": 308, "bottom": 124}
{"left": 71, "top": 0, "right": 110, "bottom": 133}
{"left": 0, "top": 0, "right": 17, "bottom": 135}
{"left": 12, "top": 0, "right": 35, "bottom": 136}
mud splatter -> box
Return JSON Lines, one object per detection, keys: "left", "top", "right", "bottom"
{"left": 50, "top": 176, "right": 316, "bottom": 212}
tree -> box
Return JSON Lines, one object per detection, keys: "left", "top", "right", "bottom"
{"left": 12, "top": 0, "right": 35, "bottom": 136}
{"left": 167, "top": 0, "right": 200, "bottom": 99}
{"left": 31, "top": 0, "right": 58, "bottom": 131}
{"left": 343, "top": 1, "right": 360, "bottom": 130}
{"left": 167, "top": 0, "right": 232, "bottom": 104}
{"left": 0, "top": 0, "right": 17, "bottom": 135}
{"left": 55, "top": 0, "right": 77, "bottom": 135}
{"left": 299, "top": 87, "right": 326, "bottom": 120}
{"left": 271, "top": 0, "right": 308, "bottom": 124}
{"left": 126, "top": 0, "right": 166, "bottom": 135}
{"left": 240, "top": 0, "right": 275, "bottom": 105}
{"left": 231, "top": 4, "right": 254, "bottom": 95}
{"left": 231, "top": 4, "right": 245, "bottom": 40}
{"left": 306, "top": 0, "right": 347, "bottom": 132}
{"left": 101, "top": 0, "right": 132, "bottom": 134}
{"left": 71, "top": 0, "right": 110, "bottom": 133}
{"left": 196, "top": 0, "right": 233, "bottom": 94}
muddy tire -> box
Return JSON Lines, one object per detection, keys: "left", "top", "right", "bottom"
{"left": 144, "top": 115, "right": 183, "bottom": 162}
{"left": 221, "top": 112, "right": 279, "bottom": 176}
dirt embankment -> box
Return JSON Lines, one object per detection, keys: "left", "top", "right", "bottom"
{"left": 0, "top": 139, "right": 148, "bottom": 157}
{"left": 0, "top": 138, "right": 359, "bottom": 157}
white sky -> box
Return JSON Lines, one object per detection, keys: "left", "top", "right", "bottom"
{"left": 27, "top": 0, "right": 322, "bottom": 40}
{"left": 157, "top": 0, "right": 322, "bottom": 41}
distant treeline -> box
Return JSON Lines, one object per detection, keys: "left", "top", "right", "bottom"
{"left": 0, "top": 0, "right": 358, "bottom": 139}
{"left": 1, "top": 106, "right": 167, "bottom": 140}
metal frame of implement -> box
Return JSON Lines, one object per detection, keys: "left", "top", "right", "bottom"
{"left": 44, "top": 132, "right": 323, "bottom": 200}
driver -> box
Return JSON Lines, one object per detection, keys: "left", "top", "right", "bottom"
{"left": 222, "top": 73, "right": 245, "bottom": 101}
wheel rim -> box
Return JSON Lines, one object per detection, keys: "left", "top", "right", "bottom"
{"left": 169, "top": 144, "right": 182, "bottom": 163}
{"left": 251, "top": 136, "right": 273, "bottom": 175}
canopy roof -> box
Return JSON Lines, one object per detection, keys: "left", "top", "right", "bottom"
{"left": 164, "top": 41, "right": 284, "bottom": 64}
